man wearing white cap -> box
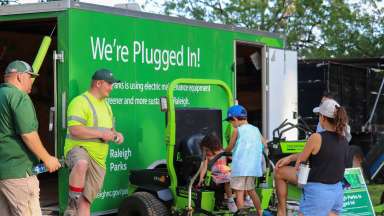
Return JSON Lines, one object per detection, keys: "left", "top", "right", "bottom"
{"left": 275, "top": 99, "right": 350, "bottom": 216}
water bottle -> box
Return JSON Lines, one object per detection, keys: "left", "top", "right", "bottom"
{"left": 32, "top": 163, "right": 47, "bottom": 175}
{"left": 32, "top": 159, "right": 65, "bottom": 175}
{"left": 297, "top": 161, "right": 310, "bottom": 188}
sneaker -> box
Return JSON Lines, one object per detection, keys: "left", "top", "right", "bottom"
{"left": 63, "top": 208, "right": 76, "bottom": 216}
{"left": 244, "top": 197, "right": 255, "bottom": 208}
{"left": 227, "top": 199, "right": 238, "bottom": 213}
{"left": 235, "top": 208, "right": 249, "bottom": 215}
{"left": 63, "top": 197, "right": 78, "bottom": 216}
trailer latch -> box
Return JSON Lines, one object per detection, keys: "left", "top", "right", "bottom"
{"left": 53, "top": 50, "right": 64, "bottom": 63}
{"left": 49, "top": 106, "right": 55, "bottom": 132}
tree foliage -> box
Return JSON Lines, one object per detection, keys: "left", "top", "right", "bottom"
{"left": 0, "top": 0, "right": 11, "bottom": 5}
{"left": 147, "top": 0, "right": 384, "bottom": 58}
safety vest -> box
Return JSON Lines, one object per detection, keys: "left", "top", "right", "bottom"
{"left": 64, "top": 92, "right": 113, "bottom": 169}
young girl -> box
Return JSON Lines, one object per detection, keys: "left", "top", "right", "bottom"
{"left": 198, "top": 133, "right": 238, "bottom": 213}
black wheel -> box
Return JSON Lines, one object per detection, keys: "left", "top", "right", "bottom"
{"left": 118, "top": 191, "right": 170, "bottom": 216}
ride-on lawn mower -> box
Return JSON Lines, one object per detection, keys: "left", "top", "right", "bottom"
{"left": 118, "top": 79, "right": 309, "bottom": 216}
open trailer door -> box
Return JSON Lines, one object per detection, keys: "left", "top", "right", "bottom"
{"left": 0, "top": 17, "right": 66, "bottom": 215}
{"left": 266, "top": 48, "right": 298, "bottom": 140}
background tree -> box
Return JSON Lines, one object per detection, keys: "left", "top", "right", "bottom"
{"left": 145, "top": 0, "right": 384, "bottom": 59}
{"left": 0, "top": 0, "right": 14, "bottom": 5}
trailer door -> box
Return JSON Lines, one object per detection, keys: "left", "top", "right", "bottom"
{"left": 265, "top": 48, "right": 298, "bottom": 140}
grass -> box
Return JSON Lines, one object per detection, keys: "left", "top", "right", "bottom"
{"left": 368, "top": 184, "right": 383, "bottom": 205}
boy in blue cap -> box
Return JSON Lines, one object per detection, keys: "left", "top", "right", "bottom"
{"left": 225, "top": 105, "right": 267, "bottom": 215}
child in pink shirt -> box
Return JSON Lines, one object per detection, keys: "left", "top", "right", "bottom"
{"left": 198, "top": 133, "right": 238, "bottom": 213}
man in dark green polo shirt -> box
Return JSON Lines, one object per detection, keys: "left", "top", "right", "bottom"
{"left": 0, "top": 60, "right": 62, "bottom": 216}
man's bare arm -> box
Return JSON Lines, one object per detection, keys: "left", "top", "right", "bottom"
{"left": 21, "top": 131, "right": 61, "bottom": 172}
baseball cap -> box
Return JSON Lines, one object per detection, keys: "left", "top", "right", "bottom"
{"left": 313, "top": 99, "right": 340, "bottom": 118}
{"left": 5, "top": 60, "right": 39, "bottom": 77}
{"left": 225, "top": 105, "right": 247, "bottom": 121}
{"left": 92, "top": 69, "right": 121, "bottom": 84}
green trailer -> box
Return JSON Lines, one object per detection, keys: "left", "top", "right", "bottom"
{"left": 0, "top": 1, "right": 298, "bottom": 215}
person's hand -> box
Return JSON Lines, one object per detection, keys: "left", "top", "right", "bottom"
{"left": 275, "top": 156, "right": 291, "bottom": 170}
{"left": 43, "top": 156, "right": 61, "bottom": 173}
{"left": 197, "top": 178, "right": 204, "bottom": 187}
{"left": 295, "top": 159, "right": 302, "bottom": 171}
{"left": 101, "top": 130, "right": 115, "bottom": 142}
{"left": 114, "top": 132, "right": 124, "bottom": 144}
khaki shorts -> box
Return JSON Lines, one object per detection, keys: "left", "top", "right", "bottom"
{"left": 230, "top": 176, "right": 256, "bottom": 190}
{"left": 0, "top": 175, "right": 41, "bottom": 216}
{"left": 66, "top": 147, "right": 106, "bottom": 203}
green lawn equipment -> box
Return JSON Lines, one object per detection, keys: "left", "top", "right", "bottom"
{"left": 264, "top": 119, "right": 312, "bottom": 214}
{"left": 118, "top": 78, "right": 317, "bottom": 216}
{"left": 118, "top": 78, "right": 274, "bottom": 215}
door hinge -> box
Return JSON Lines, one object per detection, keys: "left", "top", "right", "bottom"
{"left": 49, "top": 106, "right": 55, "bottom": 132}
{"left": 53, "top": 50, "right": 64, "bottom": 63}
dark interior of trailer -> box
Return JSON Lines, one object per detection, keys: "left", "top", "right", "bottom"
{"left": 0, "top": 18, "right": 58, "bottom": 214}
{"left": 235, "top": 42, "right": 263, "bottom": 129}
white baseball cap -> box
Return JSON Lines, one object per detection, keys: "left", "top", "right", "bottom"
{"left": 313, "top": 99, "right": 340, "bottom": 118}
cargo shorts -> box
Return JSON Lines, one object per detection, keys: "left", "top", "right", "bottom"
{"left": 66, "top": 147, "right": 106, "bottom": 203}
{"left": 230, "top": 176, "right": 256, "bottom": 190}
{"left": 0, "top": 175, "right": 42, "bottom": 216}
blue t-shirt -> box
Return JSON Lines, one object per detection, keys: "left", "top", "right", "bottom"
{"left": 231, "top": 124, "right": 263, "bottom": 177}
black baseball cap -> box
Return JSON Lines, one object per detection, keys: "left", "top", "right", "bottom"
{"left": 92, "top": 69, "right": 121, "bottom": 84}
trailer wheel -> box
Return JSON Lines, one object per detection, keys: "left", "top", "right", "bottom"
{"left": 118, "top": 191, "right": 169, "bottom": 216}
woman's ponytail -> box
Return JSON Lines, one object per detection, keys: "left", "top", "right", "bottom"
{"left": 334, "top": 106, "right": 349, "bottom": 136}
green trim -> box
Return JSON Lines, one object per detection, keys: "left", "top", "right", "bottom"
{"left": 56, "top": 10, "right": 70, "bottom": 214}
{"left": 166, "top": 78, "right": 234, "bottom": 203}
{"left": 256, "top": 188, "right": 273, "bottom": 210}
{"left": 280, "top": 141, "right": 306, "bottom": 153}
{"left": 201, "top": 191, "right": 215, "bottom": 212}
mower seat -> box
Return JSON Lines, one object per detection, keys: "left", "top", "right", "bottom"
{"left": 177, "top": 133, "right": 204, "bottom": 186}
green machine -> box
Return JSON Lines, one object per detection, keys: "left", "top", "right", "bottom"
{"left": 119, "top": 78, "right": 272, "bottom": 215}
{"left": 119, "top": 79, "right": 313, "bottom": 216}
{"left": 265, "top": 119, "right": 311, "bottom": 211}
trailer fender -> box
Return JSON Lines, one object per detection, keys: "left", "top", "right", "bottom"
{"left": 136, "top": 186, "right": 173, "bottom": 202}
